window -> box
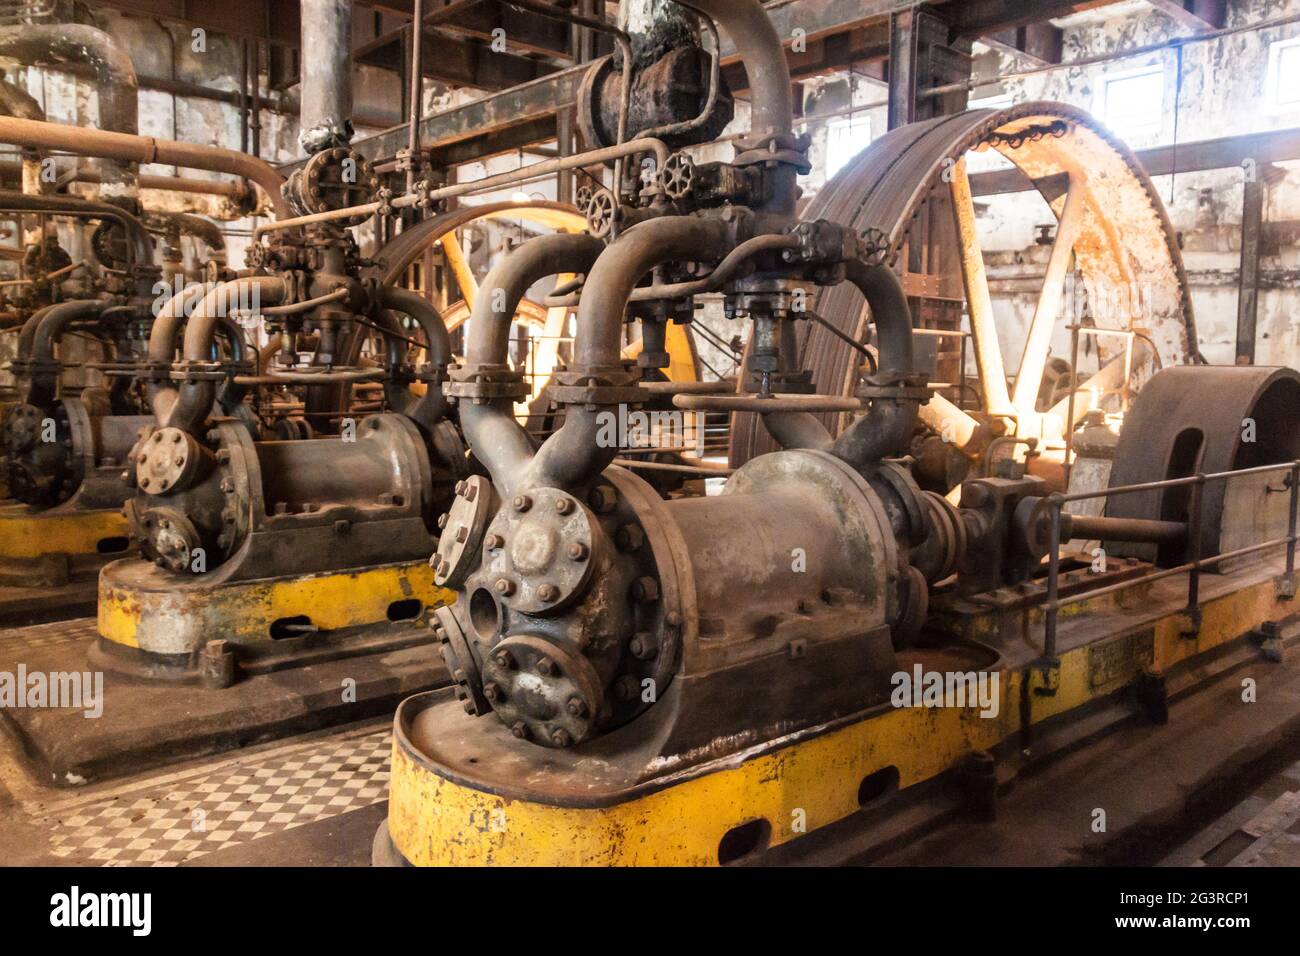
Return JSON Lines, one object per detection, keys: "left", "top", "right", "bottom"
{"left": 1266, "top": 37, "right": 1300, "bottom": 112}
{"left": 1096, "top": 67, "right": 1165, "bottom": 138}
{"left": 825, "top": 116, "right": 871, "bottom": 180}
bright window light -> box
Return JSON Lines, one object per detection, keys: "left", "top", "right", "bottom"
{"left": 1266, "top": 37, "right": 1300, "bottom": 112}
{"left": 825, "top": 116, "right": 871, "bottom": 180}
{"left": 1096, "top": 67, "right": 1164, "bottom": 138}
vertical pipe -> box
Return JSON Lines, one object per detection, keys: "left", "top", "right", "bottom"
{"left": 1186, "top": 472, "right": 1205, "bottom": 613}
{"left": 1044, "top": 493, "right": 1063, "bottom": 661}
{"left": 406, "top": 0, "right": 425, "bottom": 193}
{"left": 1287, "top": 462, "right": 1298, "bottom": 581}
{"left": 298, "top": 0, "right": 354, "bottom": 155}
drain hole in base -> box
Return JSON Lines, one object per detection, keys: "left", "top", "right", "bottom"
{"left": 717, "top": 818, "right": 771, "bottom": 865}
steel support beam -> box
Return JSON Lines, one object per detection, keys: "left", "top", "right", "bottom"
{"left": 1235, "top": 170, "right": 1263, "bottom": 365}
{"left": 1145, "top": 0, "right": 1228, "bottom": 33}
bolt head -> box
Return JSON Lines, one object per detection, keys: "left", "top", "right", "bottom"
{"left": 567, "top": 541, "right": 589, "bottom": 561}
{"left": 631, "top": 576, "right": 660, "bottom": 603}
{"left": 510, "top": 721, "right": 529, "bottom": 739}
{"left": 555, "top": 497, "right": 574, "bottom": 515}
{"left": 485, "top": 533, "right": 504, "bottom": 550}
{"left": 483, "top": 682, "right": 501, "bottom": 702}
{"left": 536, "top": 657, "right": 556, "bottom": 677}
{"left": 565, "top": 696, "right": 587, "bottom": 717}
{"left": 494, "top": 650, "right": 514, "bottom": 669}
{"left": 538, "top": 584, "right": 559, "bottom": 602}
{"left": 437, "top": 513, "right": 448, "bottom": 529}
{"left": 494, "top": 577, "right": 516, "bottom": 596}
{"left": 550, "top": 728, "right": 572, "bottom": 747}
{"left": 513, "top": 494, "right": 532, "bottom": 512}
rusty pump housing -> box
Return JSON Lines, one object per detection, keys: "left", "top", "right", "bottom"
{"left": 94, "top": 215, "right": 468, "bottom": 685}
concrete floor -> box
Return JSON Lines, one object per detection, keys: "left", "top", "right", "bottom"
{"left": 1, "top": 616, "right": 1298, "bottom": 867}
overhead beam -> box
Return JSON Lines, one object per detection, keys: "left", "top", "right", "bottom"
{"left": 1144, "top": 0, "right": 1228, "bottom": 33}
{"left": 354, "top": 23, "right": 560, "bottom": 91}
{"left": 968, "top": 126, "right": 1300, "bottom": 196}
{"left": 981, "top": 23, "right": 1064, "bottom": 66}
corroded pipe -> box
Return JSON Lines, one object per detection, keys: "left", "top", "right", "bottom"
{"left": 24, "top": 299, "right": 108, "bottom": 407}
{"left": 763, "top": 262, "right": 919, "bottom": 467}
{"left": 0, "top": 24, "right": 139, "bottom": 200}
{"left": 161, "top": 277, "right": 289, "bottom": 432}
{"left": 458, "top": 232, "right": 605, "bottom": 491}
{"left": 299, "top": 0, "right": 353, "bottom": 154}
{"left": 378, "top": 284, "right": 453, "bottom": 430}
{"left": 0, "top": 116, "right": 289, "bottom": 218}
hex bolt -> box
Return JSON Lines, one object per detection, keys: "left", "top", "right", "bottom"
{"left": 567, "top": 541, "right": 589, "bottom": 561}
{"left": 555, "top": 497, "right": 574, "bottom": 515}
{"left": 588, "top": 485, "right": 617, "bottom": 514}
{"left": 615, "top": 524, "right": 644, "bottom": 551}
{"left": 455, "top": 526, "right": 469, "bottom": 543}
{"left": 437, "top": 513, "right": 449, "bottom": 529}
{"left": 629, "top": 631, "right": 659, "bottom": 660}
{"left": 494, "top": 577, "right": 516, "bottom": 596}
{"left": 462, "top": 700, "right": 476, "bottom": 714}
{"left": 274, "top": 501, "right": 289, "bottom": 515}
{"left": 631, "top": 576, "right": 660, "bottom": 603}
{"left": 483, "top": 682, "right": 502, "bottom": 703}
{"left": 455, "top": 480, "right": 467, "bottom": 496}
{"left": 173, "top": 456, "right": 185, "bottom": 467}
{"left": 551, "top": 728, "right": 573, "bottom": 747}
{"left": 538, "top": 584, "right": 560, "bottom": 603}
{"left": 513, "top": 494, "right": 532, "bottom": 512}
{"left": 536, "top": 657, "right": 556, "bottom": 676}
{"left": 485, "top": 533, "right": 504, "bottom": 550}
{"left": 565, "top": 696, "right": 587, "bottom": 717}
{"left": 494, "top": 650, "right": 515, "bottom": 669}
{"left": 510, "top": 721, "right": 529, "bottom": 739}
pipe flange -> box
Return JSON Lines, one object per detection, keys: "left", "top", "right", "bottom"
{"left": 481, "top": 488, "right": 599, "bottom": 616}
{"left": 444, "top": 364, "right": 530, "bottom": 403}
{"left": 139, "top": 506, "right": 202, "bottom": 573}
{"left": 432, "top": 605, "right": 491, "bottom": 716}
{"left": 134, "top": 426, "right": 206, "bottom": 496}
{"left": 431, "top": 475, "right": 497, "bottom": 589}
{"left": 478, "top": 633, "right": 605, "bottom": 748}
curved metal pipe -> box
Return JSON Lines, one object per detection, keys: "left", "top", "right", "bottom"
{"left": 378, "top": 284, "right": 453, "bottom": 430}
{"left": 513, "top": 217, "right": 731, "bottom": 492}
{"left": 0, "top": 116, "right": 290, "bottom": 218}
{"left": 146, "top": 280, "right": 216, "bottom": 421}
{"left": 458, "top": 233, "right": 605, "bottom": 492}
{"left": 572, "top": 215, "right": 730, "bottom": 372}
{"left": 684, "top": 0, "right": 791, "bottom": 144}
{"left": 761, "top": 262, "right": 918, "bottom": 466}
{"left": 170, "top": 213, "right": 226, "bottom": 258}
{"left": 0, "top": 190, "right": 154, "bottom": 265}
{"left": 23, "top": 299, "right": 109, "bottom": 407}
{"left": 0, "top": 24, "right": 139, "bottom": 198}
{"left": 164, "top": 277, "right": 289, "bottom": 432}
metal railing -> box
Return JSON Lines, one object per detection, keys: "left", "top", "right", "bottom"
{"left": 1040, "top": 458, "right": 1300, "bottom": 664}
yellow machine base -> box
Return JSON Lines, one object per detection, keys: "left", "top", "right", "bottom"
{"left": 99, "top": 557, "right": 455, "bottom": 653}
{"left": 384, "top": 566, "right": 1295, "bottom": 866}
{"left": 0, "top": 501, "right": 128, "bottom": 562}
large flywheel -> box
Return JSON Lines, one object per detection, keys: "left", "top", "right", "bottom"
{"left": 729, "top": 102, "right": 1197, "bottom": 478}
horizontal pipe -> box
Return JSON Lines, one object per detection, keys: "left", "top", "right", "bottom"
{"left": 0, "top": 116, "right": 289, "bottom": 218}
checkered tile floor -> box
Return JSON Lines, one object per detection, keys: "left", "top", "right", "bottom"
{"left": 43, "top": 729, "right": 392, "bottom": 866}
{"left": 0, "top": 616, "right": 96, "bottom": 652}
